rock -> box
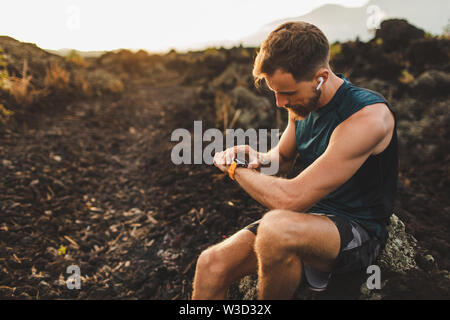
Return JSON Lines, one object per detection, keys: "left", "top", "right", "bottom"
{"left": 229, "top": 214, "right": 419, "bottom": 300}
{"left": 406, "top": 38, "right": 450, "bottom": 73}
{"left": 228, "top": 274, "right": 258, "bottom": 301}
{"left": 82, "top": 69, "right": 125, "bottom": 96}
{"left": 230, "top": 86, "right": 273, "bottom": 129}
{"left": 2, "top": 159, "right": 13, "bottom": 168}
{"left": 416, "top": 253, "right": 438, "bottom": 272}
{"left": 440, "top": 270, "right": 450, "bottom": 281}
{"left": 209, "top": 62, "right": 252, "bottom": 91}
{"left": 377, "top": 214, "right": 418, "bottom": 273}
{"left": 424, "top": 254, "right": 435, "bottom": 264}
{"left": 410, "top": 70, "right": 450, "bottom": 98}
{"left": 375, "top": 19, "right": 425, "bottom": 53}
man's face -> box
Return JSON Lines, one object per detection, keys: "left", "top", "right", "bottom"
{"left": 265, "top": 69, "right": 322, "bottom": 120}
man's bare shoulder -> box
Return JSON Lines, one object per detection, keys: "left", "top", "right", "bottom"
{"left": 330, "top": 103, "right": 395, "bottom": 156}
{"left": 347, "top": 102, "right": 392, "bottom": 121}
{"left": 338, "top": 103, "right": 393, "bottom": 132}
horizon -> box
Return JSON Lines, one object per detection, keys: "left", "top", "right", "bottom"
{"left": 1, "top": 0, "right": 371, "bottom": 53}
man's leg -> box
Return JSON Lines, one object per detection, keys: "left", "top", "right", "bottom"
{"left": 192, "top": 228, "right": 258, "bottom": 299}
{"left": 255, "top": 209, "right": 341, "bottom": 300}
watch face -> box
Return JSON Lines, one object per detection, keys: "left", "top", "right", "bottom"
{"left": 259, "top": 157, "right": 271, "bottom": 166}
{"left": 234, "top": 158, "right": 248, "bottom": 167}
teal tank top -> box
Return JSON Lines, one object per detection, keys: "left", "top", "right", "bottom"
{"left": 295, "top": 74, "right": 398, "bottom": 240}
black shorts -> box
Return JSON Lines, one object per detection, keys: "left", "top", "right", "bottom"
{"left": 244, "top": 213, "right": 385, "bottom": 274}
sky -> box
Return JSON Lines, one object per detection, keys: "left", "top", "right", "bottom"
{"left": 1, "top": 0, "right": 370, "bottom": 52}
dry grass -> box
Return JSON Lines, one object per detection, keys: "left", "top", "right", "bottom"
{"left": 8, "top": 59, "right": 43, "bottom": 105}
{"left": 74, "top": 74, "right": 92, "bottom": 96}
{"left": 0, "top": 47, "right": 10, "bottom": 91}
{"left": 399, "top": 69, "right": 415, "bottom": 84}
{"left": 0, "top": 103, "right": 14, "bottom": 123}
{"left": 0, "top": 70, "right": 11, "bottom": 91}
{"left": 8, "top": 59, "right": 75, "bottom": 106}
{"left": 213, "top": 90, "right": 242, "bottom": 132}
{"left": 44, "top": 62, "right": 70, "bottom": 91}
{"left": 107, "top": 79, "right": 124, "bottom": 94}
{"left": 66, "top": 50, "right": 88, "bottom": 67}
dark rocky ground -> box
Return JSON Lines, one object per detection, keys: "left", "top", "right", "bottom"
{"left": 0, "top": 19, "right": 449, "bottom": 299}
{"left": 0, "top": 79, "right": 268, "bottom": 299}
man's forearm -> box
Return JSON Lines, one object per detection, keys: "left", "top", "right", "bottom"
{"left": 233, "top": 167, "right": 309, "bottom": 212}
{"left": 235, "top": 167, "right": 285, "bottom": 209}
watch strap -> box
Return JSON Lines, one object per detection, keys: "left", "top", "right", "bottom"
{"left": 228, "top": 161, "right": 237, "bottom": 180}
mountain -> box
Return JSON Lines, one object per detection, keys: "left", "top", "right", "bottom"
{"left": 240, "top": 0, "right": 450, "bottom": 46}
{"left": 45, "top": 48, "right": 107, "bottom": 58}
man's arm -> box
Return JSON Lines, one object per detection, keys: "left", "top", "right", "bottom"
{"left": 233, "top": 103, "right": 394, "bottom": 211}
{"left": 259, "top": 111, "right": 298, "bottom": 176}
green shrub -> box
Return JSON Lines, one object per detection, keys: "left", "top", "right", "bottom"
{"left": 65, "top": 49, "right": 87, "bottom": 67}
{"left": 329, "top": 43, "right": 342, "bottom": 61}
{"left": 0, "top": 47, "right": 11, "bottom": 91}
{"left": 0, "top": 103, "right": 13, "bottom": 123}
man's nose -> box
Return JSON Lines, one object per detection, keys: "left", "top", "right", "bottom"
{"left": 275, "top": 93, "right": 288, "bottom": 108}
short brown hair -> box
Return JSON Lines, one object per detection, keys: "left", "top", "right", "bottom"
{"left": 253, "top": 21, "right": 330, "bottom": 85}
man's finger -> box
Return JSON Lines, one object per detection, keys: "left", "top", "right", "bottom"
{"left": 221, "top": 152, "right": 227, "bottom": 165}
{"left": 226, "top": 149, "right": 234, "bottom": 164}
{"left": 214, "top": 151, "right": 224, "bottom": 165}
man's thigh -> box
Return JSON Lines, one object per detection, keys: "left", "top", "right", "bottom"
{"left": 249, "top": 210, "right": 341, "bottom": 272}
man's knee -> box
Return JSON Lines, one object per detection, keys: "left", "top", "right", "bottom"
{"left": 255, "top": 209, "right": 310, "bottom": 255}
{"left": 196, "top": 246, "right": 230, "bottom": 285}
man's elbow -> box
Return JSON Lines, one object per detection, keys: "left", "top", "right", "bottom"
{"left": 271, "top": 182, "right": 318, "bottom": 212}
{"left": 270, "top": 193, "right": 306, "bottom": 212}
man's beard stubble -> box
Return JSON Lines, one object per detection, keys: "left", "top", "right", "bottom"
{"left": 285, "top": 88, "right": 322, "bottom": 119}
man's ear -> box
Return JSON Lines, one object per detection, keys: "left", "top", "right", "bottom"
{"left": 315, "top": 69, "right": 329, "bottom": 82}
{"left": 315, "top": 69, "right": 329, "bottom": 90}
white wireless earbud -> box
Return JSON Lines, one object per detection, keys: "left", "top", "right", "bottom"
{"left": 316, "top": 77, "right": 324, "bottom": 90}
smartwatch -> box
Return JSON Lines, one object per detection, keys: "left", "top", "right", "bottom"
{"left": 228, "top": 158, "right": 248, "bottom": 180}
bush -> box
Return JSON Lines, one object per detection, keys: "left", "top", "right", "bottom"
{"left": 73, "top": 74, "right": 92, "bottom": 97}
{"left": 65, "top": 49, "right": 87, "bottom": 67}
{"left": 329, "top": 43, "right": 342, "bottom": 61}
{"left": 8, "top": 59, "right": 45, "bottom": 105}
{"left": 0, "top": 47, "right": 11, "bottom": 91}
{"left": 107, "top": 79, "right": 124, "bottom": 94}
{"left": 0, "top": 103, "right": 13, "bottom": 123}
{"left": 399, "top": 69, "right": 415, "bottom": 84}
{"left": 44, "top": 62, "right": 70, "bottom": 92}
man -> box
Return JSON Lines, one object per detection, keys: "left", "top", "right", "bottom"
{"left": 192, "top": 21, "right": 398, "bottom": 300}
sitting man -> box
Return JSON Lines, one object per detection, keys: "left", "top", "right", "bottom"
{"left": 192, "top": 21, "right": 398, "bottom": 300}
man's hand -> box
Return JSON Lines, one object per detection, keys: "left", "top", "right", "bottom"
{"left": 213, "top": 151, "right": 229, "bottom": 173}
{"left": 213, "top": 145, "right": 262, "bottom": 173}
